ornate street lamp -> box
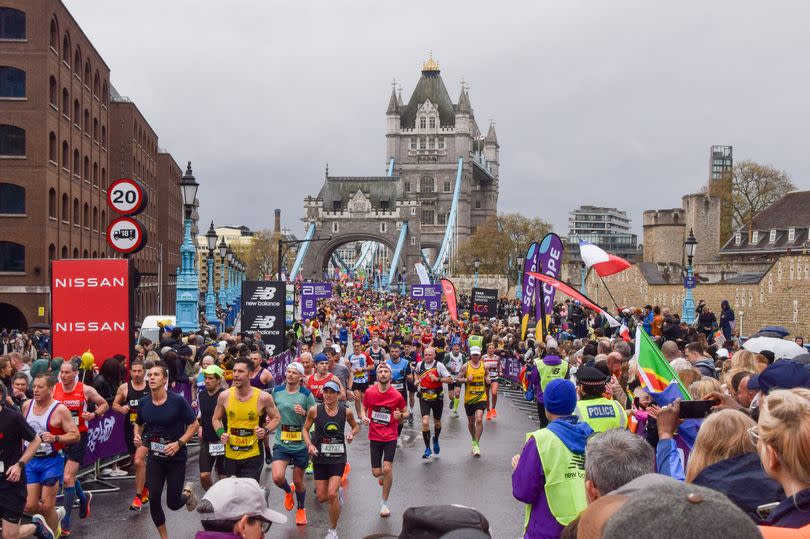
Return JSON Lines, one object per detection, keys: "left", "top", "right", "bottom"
{"left": 217, "top": 236, "right": 228, "bottom": 307}
{"left": 226, "top": 248, "right": 234, "bottom": 306}
{"left": 204, "top": 222, "right": 218, "bottom": 325}
{"left": 473, "top": 256, "right": 481, "bottom": 289}
{"left": 681, "top": 228, "right": 699, "bottom": 325}
{"left": 175, "top": 162, "right": 200, "bottom": 332}
{"left": 515, "top": 254, "right": 524, "bottom": 300}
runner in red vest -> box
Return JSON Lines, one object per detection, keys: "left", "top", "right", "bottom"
{"left": 53, "top": 359, "right": 109, "bottom": 535}
{"left": 306, "top": 354, "right": 345, "bottom": 403}
{"left": 414, "top": 347, "right": 452, "bottom": 460}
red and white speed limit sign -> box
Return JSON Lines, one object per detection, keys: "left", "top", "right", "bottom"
{"left": 106, "top": 216, "right": 147, "bottom": 254}
{"left": 107, "top": 178, "right": 147, "bottom": 215}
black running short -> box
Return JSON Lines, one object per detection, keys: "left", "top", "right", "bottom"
{"left": 223, "top": 454, "right": 263, "bottom": 482}
{"left": 63, "top": 432, "right": 88, "bottom": 464}
{"left": 369, "top": 440, "right": 397, "bottom": 469}
{"left": 464, "top": 402, "right": 487, "bottom": 418}
{"left": 199, "top": 440, "right": 225, "bottom": 476}
{"left": 352, "top": 382, "right": 369, "bottom": 393}
{"left": 0, "top": 482, "right": 26, "bottom": 524}
{"left": 419, "top": 398, "right": 444, "bottom": 420}
{"left": 313, "top": 462, "right": 345, "bottom": 481}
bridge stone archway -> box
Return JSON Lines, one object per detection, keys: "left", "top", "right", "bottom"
{"left": 299, "top": 177, "right": 423, "bottom": 285}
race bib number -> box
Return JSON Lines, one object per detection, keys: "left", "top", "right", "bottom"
{"left": 208, "top": 443, "right": 225, "bottom": 456}
{"left": 228, "top": 428, "right": 256, "bottom": 451}
{"left": 420, "top": 388, "right": 440, "bottom": 401}
{"left": 129, "top": 412, "right": 137, "bottom": 423}
{"left": 371, "top": 407, "right": 392, "bottom": 425}
{"left": 72, "top": 413, "right": 80, "bottom": 426}
{"left": 280, "top": 425, "right": 303, "bottom": 442}
{"left": 150, "top": 441, "right": 168, "bottom": 456}
{"left": 320, "top": 443, "right": 345, "bottom": 455}
{"left": 392, "top": 382, "right": 404, "bottom": 391}
{"left": 0, "top": 460, "right": 4, "bottom": 474}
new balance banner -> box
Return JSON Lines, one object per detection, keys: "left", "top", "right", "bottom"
{"left": 52, "top": 259, "right": 131, "bottom": 368}
{"left": 536, "top": 233, "right": 564, "bottom": 321}
{"left": 301, "top": 282, "right": 332, "bottom": 319}
{"left": 440, "top": 278, "right": 459, "bottom": 322}
{"left": 472, "top": 288, "right": 498, "bottom": 318}
{"left": 410, "top": 284, "right": 442, "bottom": 312}
{"left": 242, "top": 280, "right": 285, "bottom": 356}
{"left": 521, "top": 242, "right": 540, "bottom": 318}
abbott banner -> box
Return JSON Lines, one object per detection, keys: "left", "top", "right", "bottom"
{"left": 52, "top": 259, "right": 131, "bottom": 367}
{"left": 242, "top": 280, "right": 285, "bottom": 356}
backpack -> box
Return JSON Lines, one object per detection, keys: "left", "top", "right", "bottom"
{"left": 362, "top": 505, "right": 491, "bottom": 539}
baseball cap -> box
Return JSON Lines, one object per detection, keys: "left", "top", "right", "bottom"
{"left": 313, "top": 353, "right": 328, "bottom": 363}
{"left": 323, "top": 380, "right": 340, "bottom": 393}
{"left": 747, "top": 359, "right": 810, "bottom": 394}
{"left": 202, "top": 364, "right": 224, "bottom": 378}
{"left": 716, "top": 348, "right": 730, "bottom": 359}
{"left": 287, "top": 362, "right": 305, "bottom": 376}
{"left": 198, "top": 477, "right": 287, "bottom": 525}
{"left": 470, "top": 346, "right": 482, "bottom": 356}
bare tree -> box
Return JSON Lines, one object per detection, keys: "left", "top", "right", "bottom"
{"left": 732, "top": 160, "right": 795, "bottom": 229}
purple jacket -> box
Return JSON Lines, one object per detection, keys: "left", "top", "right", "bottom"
{"left": 528, "top": 355, "right": 563, "bottom": 404}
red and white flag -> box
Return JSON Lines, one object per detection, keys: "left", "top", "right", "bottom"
{"left": 579, "top": 240, "right": 631, "bottom": 277}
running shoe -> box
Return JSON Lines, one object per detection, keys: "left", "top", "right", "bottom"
{"left": 326, "top": 529, "right": 339, "bottom": 539}
{"left": 472, "top": 441, "right": 481, "bottom": 458}
{"left": 396, "top": 437, "right": 402, "bottom": 448}
{"left": 295, "top": 508, "right": 307, "bottom": 525}
{"left": 141, "top": 487, "right": 150, "bottom": 505}
{"left": 486, "top": 410, "right": 492, "bottom": 420}
{"left": 338, "top": 487, "right": 344, "bottom": 507}
{"left": 60, "top": 529, "right": 70, "bottom": 537}
{"left": 100, "top": 467, "right": 113, "bottom": 476}
{"left": 183, "top": 482, "right": 198, "bottom": 511}
{"left": 110, "top": 467, "right": 129, "bottom": 477}
{"left": 433, "top": 437, "right": 440, "bottom": 455}
{"left": 305, "top": 461, "right": 314, "bottom": 475}
{"left": 79, "top": 491, "right": 92, "bottom": 519}
{"left": 422, "top": 447, "right": 432, "bottom": 459}
{"left": 491, "top": 409, "right": 497, "bottom": 418}
{"left": 341, "top": 463, "right": 351, "bottom": 483}
{"left": 378, "top": 476, "right": 383, "bottom": 486}
{"left": 284, "top": 484, "right": 296, "bottom": 511}
{"left": 56, "top": 506, "right": 65, "bottom": 524}
{"left": 129, "top": 495, "right": 142, "bottom": 512}
{"left": 379, "top": 501, "right": 391, "bottom": 518}
{"left": 32, "top": 514, "right": 54, "bottom": 539}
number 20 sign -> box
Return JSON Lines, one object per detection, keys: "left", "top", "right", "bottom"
{"left": 107, "top": 178, "right": 148, "bottom": 216}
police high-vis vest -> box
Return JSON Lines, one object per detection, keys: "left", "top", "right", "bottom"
{"left": 468, "top": 334, "right": 483, "bottom": 350}
{"left": 534, "top": 358, "right": 569, "bottom": 392}
{"left": 575, "top": 397, "right": 625, "bottom": 433}
{"left": 524, "top": 427, "right": 587, "bottom": 529}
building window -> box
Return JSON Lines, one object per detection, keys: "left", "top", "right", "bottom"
{"left": 419, "top": 176, "right": 434, "bottom": 193}
{"left": 332, "top": 222, "right": 339, "bottom": 233}
{"left": 735, "top": 232, "right": 741, "bottom": 246}
{"left": 380, "top": 222, "right": 387, "bottom": 233}
{"left": 0, "top": 124, "right": 24, "bottom": 156}
{"left": 101, "top": 125, "right": 106, "bottom": 146}
{"left": 0, "top": 66, "right": 25, "bottom": 97}
{"left": 332, "top": 200, "right": 341, "bottom": 211}
{"left": 73, "top": 99, "right": 79, "bottom": 124}
{"left": 789, "top": 228, "right": 796, "bottom": 242}
{"left": 421, "top": 209, "right": 434, "bottom": 225}
{"left": 410, "top": 207, "right": 416, "bottom": 216}
{"left": 61, "top": 193, "right": 68, "bottom": 221}
{"left": 49, "top": 132, "right": 57, "bottom": 162}
{"left": 429, "top": 117, "right": 435, "bottom": 129}
{"left": 83, "top": 60, "right": 90, "bottom": 86}
{"left": 48, "top": 188, "right": 56, "bottom": 218}
{"left": 72, "top": 247, "right": 78, "bottom": 258}
{"left": 72, "top": 149, "right": 79, "bottom": 175}
{"left": 409, "top": 138, "right": 416, "bottom": 150}
{"left": 50, "top": 17, "right": 58, "bottom": 49}
{"left": 83, "top": 203, "right": 89, "bottom": 228}
{"left": 61, "top": 245, "right": 67, "bottom": 258}
{"left": 101, "top": 168, "right": 106, "bottom": 189}
{"left": 92, "top": 162, "right": 98, "bottom": 185}
{"left": 0, "top": 241, "right": 24, "bottom": 272}
{"left": 438, "top": 137, "right": 445, "bottom": 149}
{"left": 769, "top": 229, "right": 776, "bottom": 243}
{"left": 83, "top": 109, "right": 89, "bottom": 132}
{"left": 0, "top": 8, "right": 25, "bottom": 40}
{"left": 92, "top": 206, "right": 97, "bottom": 230}
{"left": 62, "top": 88, "right": 69, "bottom": 114}
{"left": 428, "top": 137, "right": 435, "bottom": 150}
{"left": 102, "top": 81, "right": 108, "bottom": 105}
{"left": 73, "top": 47, "right": 81, "bottom": 73}
{"left": 49, "top": 76, "right": 57, "bottom": 106}
{"left": 93, "top": 71, "right": 100, "bottom": 96}
{"left": 72, "top": 198, "right": 79, "bottom": 225}
{"left": 92, "top": 118, "right": 98, "bottom": 140}
{"left": 0, "top": 183, "right": 24, "bottom": 214}
{"left": 410, "top": 236, "right": 416, "bottom": 245}
{"left": 101, "top": 209, "right": 106, "bottom": 230}
{"left": 752, "top": 230, "right": 759, "bottom": 244}
{"left": 61, "top": 140, "right": 68, "bottom": 168}
{"left": 475, "top": 199, "right": 482, "bottom": 209}
{"left": 62, "top": 33, "right": 70, "bottom": 61}
{"left": 404, "top": 181, "right": 410, "bottom": 192}
{"left": 444, "top": 179, "right": 451, "bottom": 192}
{"left": 83, "top": 156, "right": 89, "bottom": 180}
{"left": 419, "top": 117, "right": 426, "bottom": 129}
{"left": 437, "top": 212, "right": 447, "bottom": 225}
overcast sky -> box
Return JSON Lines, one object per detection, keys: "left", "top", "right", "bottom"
{"left": 65, "top": 0, "right": 810, "bottom": 239}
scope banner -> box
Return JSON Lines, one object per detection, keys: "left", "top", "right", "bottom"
{"left": 410, "top": 284, "right": 443, "bottom": 312}
{"left": 301, "top": 282, "right": 332, "bottom": 320}
{"left": 471, "top": 287, "right": 499, "bottom": 318}
{"left": 536, "top": 233, "right": 564, "bottom": 321}
{"left": 52, "top": 259, "right": 131, "bottom": 367}
{"left": 242, "top": 280, "right": 285, "bottom": 356}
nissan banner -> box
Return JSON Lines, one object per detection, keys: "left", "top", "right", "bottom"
{"left": 410, "top": 284, "right": 443, "bottom": 312}
{"left": 52, "top": 259, "right": 131, "bottom": 367}
{"left": 242, "top": 280, "right": 285, "bottom": 356}
{"left": 301, "top": 282, "right": 332, "bottom": 319}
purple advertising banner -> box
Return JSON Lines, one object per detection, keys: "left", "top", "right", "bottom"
{"left": 410, "top": 284, "right": 443, "bottom": 312}
{"left": 301, "top": 282, "right": 333, "bottom": 319}
{"left": 521, "top": 242, "right": 540, "bottom": 317}
{"left": 82, "top": 410, "right": 128, "bottom": 467}
{"left": 268, "top": 349, "right": 295, "bottom": 386}
{"left": 535, "top": 233, "right": 564, "bottom": 320}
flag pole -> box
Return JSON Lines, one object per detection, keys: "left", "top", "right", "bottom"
{"left": 598, "top": 275, "right": 622, "bottom": 313}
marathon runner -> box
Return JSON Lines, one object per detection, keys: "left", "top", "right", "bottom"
{"left": 366, "top": 337, "right": 388, "bottom": 382}
{"left": 112, "top": 359, "right": 150, "bottom": 511}
{"left": 306, "top": 353, "right": 345, "bottom": 403}
{"left": 325, "top": 347, "right": 353, "bottom": 483}
{"left": 270, "top": 362, "right": 316, "bottom": 526}
{"left": 361, "top": 363, "right": 408, "bottom": 518}
{"left": 348, "top": 343, "right": 372, "bottom": 419}
{"left": 23, "top": 374, "right": 80, "bottom": 538}
{"left": 385, "top": 343, "right": 412, "bottom": 443}
{"left": 134, "top": 361, "right": 199, "bottom": 539}
{"left": 457, "top": 346, "right": 488, "bottom": 457}
{"left": 414, "top": 346, "right": 452, "bottom": 459}
{"left": 402, "top": 341, "right": 419, "bottom": 425}
{"left": 303, "top": 380, "right": 360, "bottom": 539}
{"left": 445, "top": 342, "right": 466, "bottom": 417}
{"left": 247, "top": 347, "right": 275, "bottom": 467}
{"left": 197, "top": 364, "right": 225, "bottom": 491}
{"left": 213, "top": 357, "right": 280, "bottom": 482}
{"left": 54, "top": 359, "right": 109, "bottom": 535}
{"left": 481, "top": 343, "right": 502, "bottom": 420}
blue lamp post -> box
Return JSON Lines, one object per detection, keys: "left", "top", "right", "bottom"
{"left": 473, "top": 256, "right": 481, "bottom": 289}
{"left": 681, "top": 228, "right": 698, "bottom": 325}
{"left": 225, "top": 248, "right": 234, "bottom": 306}
{"left": 175, "top": 162, "right": 200, "bottom": 332}
{"left": 204, "top": 221, "right": 218, "bottom": 326}
{"left": 217, "top": 236, "right": 228, "bottom": 307}
{"left": 515, "top": 254, "right": 524, "bottom": 300}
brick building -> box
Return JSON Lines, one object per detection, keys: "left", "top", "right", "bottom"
{"left": 157, "top": 151, "right": 183, "bottom": 314}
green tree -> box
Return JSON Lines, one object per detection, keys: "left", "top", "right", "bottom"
{"left": 454, "top": 213, "right": 552, "bottom": 275}
{"left": 230, "top": 229, "right": 292, "bottom": 280}
{"left": 732, "top": 160, "right": 795, "bottom": 229}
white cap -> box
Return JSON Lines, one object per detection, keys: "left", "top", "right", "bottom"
{"left": 198, "top": 477, "right": 287, "bottom": 524}
{"left": 716, "top": 348, "right": 729, "bottom": 359}
{"left": 470, "top": 346, "right": 482, "bottom": 356}
{"left": 546, "top": 337, "right": 559, "bottom": 349}
{"left": 287, "top": 362, "right": 305, "bottom": 375}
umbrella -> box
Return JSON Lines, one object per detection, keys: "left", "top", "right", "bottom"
{"left": 757, "top": 326, "right": 790, "bottom": 337}
{"left": 743, "top": 336, "right": 806, "bottom": 360}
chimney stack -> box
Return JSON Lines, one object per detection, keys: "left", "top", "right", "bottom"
{"left": 274, "top": 209, "right": 281, "bottom": 234}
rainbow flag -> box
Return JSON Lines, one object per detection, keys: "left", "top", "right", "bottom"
{"left": 635, "top": 327, "right": 691, "bottom": 405}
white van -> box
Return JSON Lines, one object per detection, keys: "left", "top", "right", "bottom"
{"left": 139, "top": 315, "right": 176, "bottom": 345}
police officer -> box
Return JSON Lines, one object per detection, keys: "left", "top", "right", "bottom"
{"left": 572, "top": 366, "right": 627, "bottom": 433}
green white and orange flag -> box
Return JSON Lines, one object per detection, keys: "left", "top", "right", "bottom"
{"left": 635, "top": 326, "right": 691, "bottom": 403}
